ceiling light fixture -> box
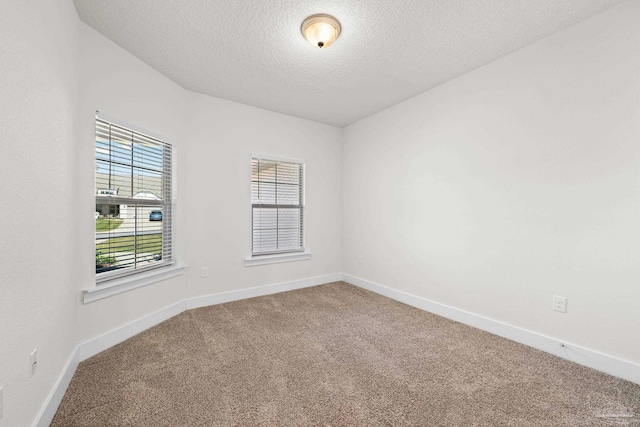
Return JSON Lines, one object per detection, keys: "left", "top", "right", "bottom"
{"left": 301, "top": 14, "right": 341, "bottom": 49}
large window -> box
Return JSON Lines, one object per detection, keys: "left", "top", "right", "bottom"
{"left": 95, "top": 116, "right": 173, "bottom": 283}
{"left": 251, "top": 158, "right": 304, "bottom": 255}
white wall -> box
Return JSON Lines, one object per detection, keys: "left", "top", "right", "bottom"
{"left": 76, "top": 23, "right": 189, "bottom": 345}
{"left": 342, "top": 1, "right": 640, "bottom": 364}
{"left": 0, "top": 13, "right": 341, "bottom": 424}
{"left": 76, "top": 23, "right": 342, "bottom": 344}
{"left": 183, "top": 92, "right": 342, "bottom": 297}
{"left": 0, "top": 1, "right": 80, "bottom": 426}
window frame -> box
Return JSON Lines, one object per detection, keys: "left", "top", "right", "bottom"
{"left": 249, "top": 155, "right": 307, "bottom": 259}
{"left": 93, "top": 112, "right": 176, "bottom": 286}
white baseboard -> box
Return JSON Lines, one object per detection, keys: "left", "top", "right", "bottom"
{"left": 35, "top": 273, "right": 341, "bottom": 426}
{"left": 76, "top": 300, "right": 186, "bottom": 362}
{"left": 35, "top": 351, "right": 79, "bottom": 427}
{"left": 186, "top": 273, "right": 342, "bottom": 309}
{"left": 37, "top": 271, "right": 638, "bottom": 426}
{"left": 342, "top": 273, "right": 640, "bottom": 385}
{"left": 36, "top": 301, "right": 187, "bottom": 426}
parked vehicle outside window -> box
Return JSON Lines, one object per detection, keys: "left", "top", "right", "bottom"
{"left": 149, "top": 210, "right": 162, "bottom": 221}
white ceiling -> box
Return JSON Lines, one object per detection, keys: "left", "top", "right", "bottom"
{"left": 73, "top": 0, "right": 626, "bottom": 127}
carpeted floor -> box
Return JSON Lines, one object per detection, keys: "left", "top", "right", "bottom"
{"left": 52, "top": 282, "right": 640, "bottom": 426}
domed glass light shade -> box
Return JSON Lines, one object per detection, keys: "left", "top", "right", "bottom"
{"left": 301, "top": 14, "right": 341, "bottom": 48}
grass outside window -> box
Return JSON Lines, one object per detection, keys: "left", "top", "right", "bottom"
{"left": 96, "top": 218, "right": 124, "bottom": 232}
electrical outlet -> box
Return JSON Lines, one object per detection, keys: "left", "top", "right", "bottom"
{"left": 552, "top": 296, "right": 567, "bottom": 313}
{"left": 0, "top": 386, "right": 4, "bottom": 420}
{"left": 358, "top": 256, "right": 364, "bottom": 265}
{"left": 30, "top": 349, "right": 38, "bottom": 377}
{"left": 201, "top": 267, "right": 209, "bottom": 278}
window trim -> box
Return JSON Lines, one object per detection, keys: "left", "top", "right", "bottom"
{"left": 83, "top": 263, "right": 186, "bottom": 303}
{"left": 94, "top": 111, "right": 177, "bottom": 287}
{"left": 244, "top": 251, "right": 311, "bottom": 267}
{"left": 249, "top": 154, "right": 308, "bottom": 262}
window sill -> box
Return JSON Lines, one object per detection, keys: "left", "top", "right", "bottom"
{"left": 83, "top": 264, "right": 186, "bottom": 303}
{"left": 244, "top": 251, "right": 311, "bottom": 267}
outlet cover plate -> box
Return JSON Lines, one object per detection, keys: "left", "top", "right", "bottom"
{"left": 552, "top": 296, "right": 567, "bottom": 313}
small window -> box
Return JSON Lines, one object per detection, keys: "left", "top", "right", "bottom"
{"left": 95, "top": 116, "right": 174, "bottom": 283}
{"left": 251, "top": 158, "right": 304, "bottom": 255}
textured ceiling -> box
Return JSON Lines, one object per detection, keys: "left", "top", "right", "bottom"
{"left": 73, "top": 0, "right": 626, "bottom": 127}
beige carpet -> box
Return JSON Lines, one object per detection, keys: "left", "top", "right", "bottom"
{"left": 52, "top": 282, "right": 640, "bottom": 426}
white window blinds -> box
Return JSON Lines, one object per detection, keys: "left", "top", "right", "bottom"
{"left": 95, "top": 117, "right": 173, "bottom": 282}
{"left": 251, "top": 158, "right": 304, "bottom": 255}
